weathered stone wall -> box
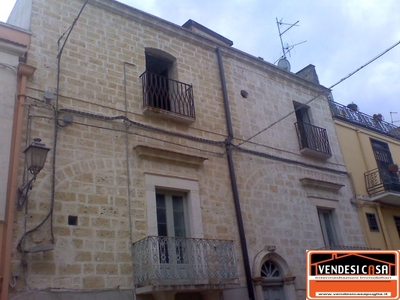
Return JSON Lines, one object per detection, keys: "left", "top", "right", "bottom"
{"left": 8, "top": 0, "right": 366, "bottom": 298}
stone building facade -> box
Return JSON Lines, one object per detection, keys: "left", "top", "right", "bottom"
{"left": 3, "top": 0, "right": 366, "bottom": 299}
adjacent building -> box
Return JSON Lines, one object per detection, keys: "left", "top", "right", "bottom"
{"left": 0, "top": 20, "right": 33, "bottom": 298}
{"left": 331, "top": 101, "right": 400, "bottom": 250}
{"left": 2, "top": 0, "right": 366, "bottom": 299}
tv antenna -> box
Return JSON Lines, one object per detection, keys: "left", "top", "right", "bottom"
{"left": 275, "top": 18, "right": 307, "bottom": 71}
{"left": 390, "top": 112, "right": 400, "bottom": 124}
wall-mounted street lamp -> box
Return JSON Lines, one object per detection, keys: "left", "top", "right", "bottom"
{"left": 17, "top": 138, "right": 50, "bottom": 210}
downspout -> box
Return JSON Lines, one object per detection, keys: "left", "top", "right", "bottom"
{"left": 123, "top": 61, "right": 137, "bottom": 300}
{"left": 376, "top": 204, "right": 392, "bottom": 249}
{"left": 1, "top": 63, "right": 36, "bottom": 300}
{"left": 216, "top": 47, "right": 255, "bottom": 300}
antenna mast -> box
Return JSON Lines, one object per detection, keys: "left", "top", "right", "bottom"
{"left": 275, "top": 18, "right": 307, "bottom": 71}
{"left": 390, "top": 112, "right": 400, "bottom": 124}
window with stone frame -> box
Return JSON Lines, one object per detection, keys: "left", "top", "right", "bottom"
{"left": 318, "top": 209, "right": 338, "bottom": 247}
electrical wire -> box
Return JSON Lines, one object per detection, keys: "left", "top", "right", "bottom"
{"left": 234, "top": 144, "right": 348, "bottom": 175}
{"left": 237, "top": 40, "right": 400, "bottom": 148}
{"left": 63, "top": 119, "right": 224, "bottom": 157}
{"left": 57, "top": 0, "right": 89, "bottom": 59}
{"left": 0, "top": 62, "right": 17, "bottom": 73}
{"left": 59, "top": 108, "right": 226, "bottom": 147}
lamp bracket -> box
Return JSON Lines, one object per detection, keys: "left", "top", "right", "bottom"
{"left": 17, "top": 176, "right": 36, "bottom": 210}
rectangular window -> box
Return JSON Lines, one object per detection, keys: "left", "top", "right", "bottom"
{"left": 366, "top": 213, "right": 379, "bottom": 232}
{"left": 318, "top": 209, "right": 338, "bottom": 247}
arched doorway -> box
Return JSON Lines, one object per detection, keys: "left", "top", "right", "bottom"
{"left": 253, "top": 251, "right": 296, "bottom": 300}
{"left": 260, "top": 260, "right": 285, "bottom": 300}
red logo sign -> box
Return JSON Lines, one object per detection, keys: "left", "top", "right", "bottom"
{"left": 306, "top": 250, "right": 400, "bottom": 299}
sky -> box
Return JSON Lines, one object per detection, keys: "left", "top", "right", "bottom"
{"left": 1, "top": 0, "right": 399, "bottom": 124}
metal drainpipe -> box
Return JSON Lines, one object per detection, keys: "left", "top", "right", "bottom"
{"left": 216, "top": 47, "right": 255, "bottom": 300}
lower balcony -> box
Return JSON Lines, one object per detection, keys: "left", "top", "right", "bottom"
{"left": 365, "top": 168, "right": 400, "bottom": 204}
{"left": 294, "top": 122, "right": 332, "bottom": 159}
{"left": 132, "top": 236, "right": 239, "bottom": 294}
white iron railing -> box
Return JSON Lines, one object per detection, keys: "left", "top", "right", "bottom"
{"left": 132, "top": 236, "right": 238, "bottom": 286}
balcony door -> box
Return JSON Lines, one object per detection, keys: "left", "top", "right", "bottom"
{"left": 371, "top": 139, "right": 397, "bottom": 188}
{"left": 145, "top": 52, "right": 172, "bottom": 111}
{"left": 156, "top": 190, "right": 189, "bottom": 265}
{"left": 294, "top": 102, "right": 311, "bottom": 149}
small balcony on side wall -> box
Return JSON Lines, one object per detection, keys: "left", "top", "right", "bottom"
{"left": 140, "top": 71, "right": 195, "bottom": 123}
{"left": 365, "top": 168, "right": 400, "bottom": 205}
{"left": 294, "top": 122, "right": 332, "bottom": 159}
{"left": 132, "top": 236, "right": 239, "bottom": 294}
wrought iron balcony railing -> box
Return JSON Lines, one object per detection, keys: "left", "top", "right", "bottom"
{"left": 330, "top": 101, "right": 400, "bottom": 140}
{"left": 140, "top": 71, "right": 195, "bottom": 119}
{"left": 294, "top": 122, "right": 332, "bottom": 158}
{"left": 365, "top": 168, "right": 400, "bottom": 196}
{"left": 132, "top": 236, "right": 238, "bottom": 286}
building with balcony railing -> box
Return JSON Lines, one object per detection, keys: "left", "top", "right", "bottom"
{"left": 132, "top": 236, "right": 238, "bottom": 293}
{"left": 140, "top": 71, "right": 196, "bottom": 122}
{"left": 3, "top": 1, "right": 366, "bottom": 300}
{"left": 294, "top": 121, "right": 332, "bottom": 159}
{"left": 330, "top": 101, "right": 400, "bottom": 140}
{"left": 331, "top": 100, "right": 400, "bottom": 250}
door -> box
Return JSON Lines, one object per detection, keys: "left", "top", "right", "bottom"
{"left": 261, "top": 261, "right": 286, "bottom": 300}
{"left": 156, "top": 190, "right": 189, "bottom": 265}
{"left": 294, "top": 102, "right": 312, "bottom": 149}
{"left": 145, "top": 53, "right": 172, "bottom": 111}
{"left": 263, "top": 285, "right": 285, "bottom": 300}
{"left": 371, "top": 139, "right": 397, "bottom": 189}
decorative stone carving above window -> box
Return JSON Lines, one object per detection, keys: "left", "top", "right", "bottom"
{"left": 134, "top": 145, "right": 207, "bottom": 167}
{"left": 300, "top": 177, "right": 344, "bottom": 193}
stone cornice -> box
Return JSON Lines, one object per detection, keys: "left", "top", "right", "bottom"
{"left": 134, "top": 145, "right": 207, "bottom": 167}
{"left": 300, "top": 177, "right": 344, "bottom": 192}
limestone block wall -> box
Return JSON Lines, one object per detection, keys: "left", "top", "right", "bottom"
{"left": 7, "top": 0, "right": 366, "bottom": 298}
{"left": 9, "top": 0, "right": 242, "bottom": 292}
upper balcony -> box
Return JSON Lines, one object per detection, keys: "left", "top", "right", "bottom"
{"left": 132, "top": 236, "right": 238, "bottom": 294}
{"left": 294, "top": 122, "right": 332, "bottom": 159}
{"left": 365, "top": 168, "right": 400, "bottom": 204}
{"left": 140, "top": 71, "right": 195, "bottom": 123}
{"left": 330, "top": 101, "right": 400, "bottom": 140}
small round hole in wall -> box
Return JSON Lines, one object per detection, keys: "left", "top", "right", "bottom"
{"left": 240, "top": 90, "right": 249, "bottom": 98}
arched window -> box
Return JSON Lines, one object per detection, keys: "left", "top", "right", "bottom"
{"left": 261, "top": 260, "right": 281, "bottom": 278}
